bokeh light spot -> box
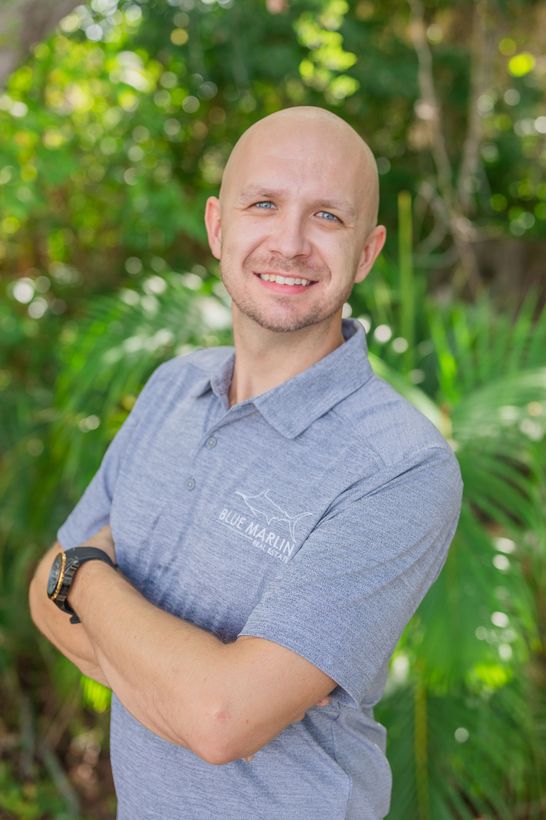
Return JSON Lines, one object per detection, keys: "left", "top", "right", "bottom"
{"left": 508, "top": 52, "right": 535, "bottom": 77}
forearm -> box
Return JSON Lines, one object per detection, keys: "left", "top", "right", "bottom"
{"left": 31, "top": 539, "right": 329, "bottom": 764}
{"left": 28, "top": 544, "right": 109, "bottom": 686}
{"left": 69, "top": 561, "right": 229, "bottom": 762}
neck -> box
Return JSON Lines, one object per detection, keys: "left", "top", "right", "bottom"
{"left": 228, "top": 310, "right": 345, "bottom": 407}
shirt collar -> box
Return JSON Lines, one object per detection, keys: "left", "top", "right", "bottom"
{"left": 191, "top": 318, "right": 374, "bottom": 439}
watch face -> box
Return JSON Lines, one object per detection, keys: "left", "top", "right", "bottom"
{"left": 47, "top": 554, "right": 63, "bottom": 598}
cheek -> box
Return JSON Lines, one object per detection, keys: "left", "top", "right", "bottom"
{"left": 223, "top": 222, "right": 267, "bottom": 260}
{"left": 321, "top": 238, "right": 353, "bottom": 273}
{"left": 311, "top": 227, "right": 347, "bottom": 256}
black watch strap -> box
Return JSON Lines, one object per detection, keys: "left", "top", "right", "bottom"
{"left": 73, "top": 546, "right": 117, "bottom": 568}
{"left": 66, "top": 547, "right": 117, "bottom": 624}
{"left": 49, "top": 546, "right": 117, "bottom": 625}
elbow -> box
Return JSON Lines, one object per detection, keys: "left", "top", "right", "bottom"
{"left": 198, "top": 733, "right": 243, "bottom": 767}
{"left": 198, "top": 742, "right": 232, "bottom": 767}
{"left": 199, "top": 718, "right": 267, "bottom": 766}
{"left": 187, "top": 705, "right": 244, "bottom": 766}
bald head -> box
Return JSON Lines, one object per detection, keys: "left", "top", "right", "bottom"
{"left": 220, "top": 106, "right": 379, "bottom": 236}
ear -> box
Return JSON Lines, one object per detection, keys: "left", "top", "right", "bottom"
{"left": 205, "top": 196, "right": 222, "bottom": 260}
{"left": 354, "top": 225, "right": 387, "bottom": 284}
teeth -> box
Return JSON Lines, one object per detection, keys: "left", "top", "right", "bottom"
{"left": 259, "top": 274, "right": 313, "bottom": 286}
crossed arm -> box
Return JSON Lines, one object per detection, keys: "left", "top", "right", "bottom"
{"left": 28, "top": 526, "right": 336, "bottom": 765}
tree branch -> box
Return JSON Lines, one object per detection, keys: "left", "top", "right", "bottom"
{"left": 457, "top": 0, "right": 498, "bottom": 214}
{"left": 0, "top": 0, "right": 81, "bottom": 89}
{"left": 408, "top": 0, "right": 482, "bottom": 293}
{"left": 407, "top": 0, "right": 455, "bottom": 214}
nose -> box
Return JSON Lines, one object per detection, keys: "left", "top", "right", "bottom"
{"left": 266, "top": 209, "right": 312, "bottom": 259}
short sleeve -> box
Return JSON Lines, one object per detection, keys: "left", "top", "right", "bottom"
{"left": 57, "top": 361, "right": 172, "bottom": 550}
{"left": 238, "top": 446, "right": 462, "bottom": 707}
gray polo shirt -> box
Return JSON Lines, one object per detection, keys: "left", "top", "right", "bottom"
{"left": 58, "top": 318, "right": 462, "bottom": 820}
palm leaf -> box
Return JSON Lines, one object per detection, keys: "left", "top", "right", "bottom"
{"left": 52, "top": 272, "right": 231, "bottom": 494}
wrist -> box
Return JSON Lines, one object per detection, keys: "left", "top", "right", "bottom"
{"left": 68, "top": 559, "right": 116, "bottom": 617}
{"left": 46, "top": 546, "right": 117, "bottom": 624}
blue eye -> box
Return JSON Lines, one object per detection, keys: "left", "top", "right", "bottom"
{"left": 253, "top": 201, "right": 275, "bottom": 209}
{"left": 317, "top": 211, "right": 341, "bottom": 222}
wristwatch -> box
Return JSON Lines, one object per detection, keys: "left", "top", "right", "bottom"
{"left": 47, "top": 546, "right": 117, "bottom": 624}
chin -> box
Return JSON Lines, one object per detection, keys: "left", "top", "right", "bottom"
{"left": 236, "top": 303, "right": 332, "bottom": 334}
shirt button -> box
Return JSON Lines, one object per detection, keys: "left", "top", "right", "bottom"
{"left": 186, "top": 476, "right": 196, "bottom": 491}
{"left": 206, "top": 436, "right": 217, "bottom": 449}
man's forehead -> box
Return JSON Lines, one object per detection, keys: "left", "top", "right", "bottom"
{"left": 229, "top": 140, "right": 364, "bottom": 199}
{"left": 239, "top": 124, "right": 358, "bottom": 169}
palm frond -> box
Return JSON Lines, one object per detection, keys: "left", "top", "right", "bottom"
{"left": 52, "top": 272, "right": 231, "bottom": 493}
{"left": 380, "top": 674, "right": 545, "bottom": 820}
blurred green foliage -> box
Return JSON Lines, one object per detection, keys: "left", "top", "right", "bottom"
{"left": 1, "top": 0, "right": 545, "bottom": 817}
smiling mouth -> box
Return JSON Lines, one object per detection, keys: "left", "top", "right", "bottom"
{"left": 254, "top": 273, "right": 317, "bottom": 287}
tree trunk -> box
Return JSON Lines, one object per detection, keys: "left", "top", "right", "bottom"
{"left": 0, "top": 0, "right": 81, "bottom": 88}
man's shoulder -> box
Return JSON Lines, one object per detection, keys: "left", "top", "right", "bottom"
{"left": 336, "top": 372, "right": 456, "bottom": 470}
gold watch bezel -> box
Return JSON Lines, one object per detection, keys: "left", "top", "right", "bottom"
{"left": 50, "top": 551, "right": 67, "bottom": 602}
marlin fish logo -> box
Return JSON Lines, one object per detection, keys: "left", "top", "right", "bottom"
{"left": 235, "top": 489, "right": 312, "bottom": 542}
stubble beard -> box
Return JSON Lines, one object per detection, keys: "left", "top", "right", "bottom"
{"left": 220, "top": 257, "right": 353, "bottom": 334}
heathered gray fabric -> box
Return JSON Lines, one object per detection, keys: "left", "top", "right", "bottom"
{"left": 58, "top": 318, "right": 462, "bottom": 820}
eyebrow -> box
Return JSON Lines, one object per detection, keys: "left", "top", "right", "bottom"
{"left": 238, "top": 186, "right": 356, "bottom": 219}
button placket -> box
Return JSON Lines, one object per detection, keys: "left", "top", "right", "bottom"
{"left": 186, "top": 476, "right": 196, "bottom": 491}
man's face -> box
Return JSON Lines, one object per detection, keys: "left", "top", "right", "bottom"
{"left": 205, "top": 118, "right": 383, "bottom": 334}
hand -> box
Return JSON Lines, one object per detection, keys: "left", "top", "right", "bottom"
{"left": 81, "top": 524, "right": 116, "bottom": 565}
{"left": 242, "top": 695, "right": 332, "bottom": 762}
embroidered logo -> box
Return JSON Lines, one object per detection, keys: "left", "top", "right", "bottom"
{"left": 235, "top": 489, "right": 312, "bottom": 541}
{"left": 217, "top": 488, "right": 313, "bottom": 564}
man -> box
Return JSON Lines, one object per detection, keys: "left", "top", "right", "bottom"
{"left": 29, "top": 106, "right": 462, "bottom": 819}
